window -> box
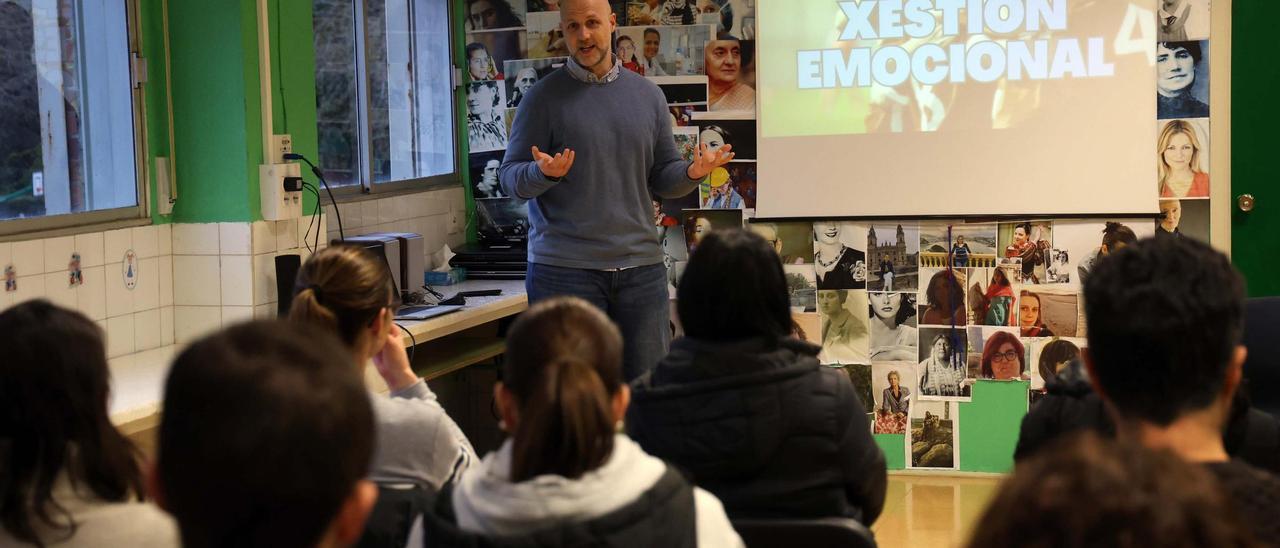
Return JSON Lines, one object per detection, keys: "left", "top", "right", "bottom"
{"left": 313, "top": 0, "right": 457, "bottom": 193}
{"left": 0, "top": 0, "right": 146, "bottom": 230}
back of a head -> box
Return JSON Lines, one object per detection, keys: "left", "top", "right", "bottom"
{"left": 677, "top": 229, "right": 791, "bottom": 341}
{"left": 969, "top": 432, "right": 1260, "bottom": 548}
{"left": 503, "top": 297, "right": 624, "bottom": 482}
{"left": 0, "top": 300, "right": 143, "bottom": 544}
{"left": 157, "top": 320, "right": 373, "bottom": 548}
{"left": 289, "top": 245, "right": 396, "bottom": 348}
{"left": 1084, "top": 236, "right": 1243, "bottom": 425}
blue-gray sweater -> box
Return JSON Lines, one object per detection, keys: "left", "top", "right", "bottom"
{"left": 499, "top": 66, "right": 698, "bottom": 270}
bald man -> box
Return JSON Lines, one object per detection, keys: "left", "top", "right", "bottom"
{"left": 499, "top": 0, "right": 734, "bottom": 380}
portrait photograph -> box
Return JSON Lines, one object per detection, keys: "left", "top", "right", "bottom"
{"left": 1052, "top": 220, "right": 1155, "bottom": 289}
{"left": 917, "top": 268, "right": 967, "bottom": 327}
{"left": 699, "top": 162, "right": 755, "bottom": 209}
{"left": 681, "top": 208, "right": 742, "bottom": 255}
{"left": 503, "top": 57, "right": 566, "bottom": 108}
{"left": 524, "top": 11, "right": 568, "bottom": 59}
{"left": 867, "top": 223, "right": 920, "bottom": 292}
{"left": 673, "top": 125, "right": 698, "bottom": 162}
{"left": 873, "top": 362, "right": 916, "bottom": 434}
{"left": 917, "top": 327, "right": 971, "bottom": 401}
{"left": 1159, "top": 0, "right": 1211, "bottom": 41}
{"left": 783, "top": 264, "right": 817, "bottom": 313}
{"left": 466, "top": 30, "right": 528, "bottom": 79}
{"left": 1156, "top": 198, "right": 1210, "bottom": 242}
{"left": 464, "top": 0, "right": 526, "bottom": 31}
{"left": 998, "top": 221, "right": 1053, "bottom": 284}
{"left": 869, "top": 292, "right": 918, "bottom": 363}
{"left": 908, "top": 400, "right": 958, "bottom": 470}
{"left": 705, "top": 36, "right": 755, "bottom": 114}
{"left": 1028, "top": 337, "right": 1086, "bottom": 391}
{"left": 616, "top": 25, "right": 715, "bottom": 76}
{"left": 817, "top": 289, "right": 870, "bottom": 365}
{"left": 693, "top": 118, "right": 756, "bottom": 160}
{"left": 748, "top": 220, "right": 815, "bottom": 265}
{"left": 920, "top": 222, "right": 997, "bottom": 269}
{"left": 1018, "top": 288, "right": 1079, "bottom": 338}
{"left": 1157, "top": 40, "right": 1210, "bottom": 120}
{"left": 965, "top": 266, "right": 1019, "bottom": 327}
{"left": 466, "top": 81, "right": 508, "bottom": 152}
{"left": 468, "top": 151, "right": 507, "bottom": 199}
{"left": 965, "top": 326, "right": 1025, "bottom": 381}
{"left": 653, "top": 75, "right": 709, "bottom": 106}
{"left": 812, "top": 222, "right": 868, "bottom": 290}
{"left": 1157, "top": 118, "right": 1210, "bottom": 199}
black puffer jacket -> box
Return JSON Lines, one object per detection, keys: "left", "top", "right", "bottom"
{"left": 626, "top": 336, "right": 887, "bottom": 524}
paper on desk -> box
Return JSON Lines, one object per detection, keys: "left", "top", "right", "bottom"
{"left": 432, "top": 244, "right": 456, "bottom": 271}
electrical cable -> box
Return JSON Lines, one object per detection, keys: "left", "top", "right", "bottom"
{"left": 284, "top": 153, "right": 345, "bottom": 240}
{"left": 301, "top": 183, "right": 321, "bottom": 252}
{"left": 396, "top": 322, "right": 416, "bottom": 363}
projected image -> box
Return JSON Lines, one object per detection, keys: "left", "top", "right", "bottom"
{"left": 705, "top": 37, "right": 755, "bottom": 114}
{"left": 817, "top": 289, "right": 870, "bottom": 365}
{"left": 466, "top": 81, "right": 508, "bottom": 152}
{"left": 699, "top": 162, "right": 755, "bottom": 209}
{"left": 920, "top": 223, "right": 997, "bottom": 268}
{"left": 813, "top": 222, "right": 868, "bottom": 290}
{"left": 693, "top": 118, "right": 756, "bottom": 159}
{"left": 999, "top": 221, "right": 1053, "bottom": 284}
{"left": 869, "top": 292, "right": 918, "bottom": 363}
{"left": 1157, "top": 119, "right": 1210, "bottom": 198}
{"left": 1157, "top": 40, "right": 1210, "bottom": 119}
{"left": 469, "top": 151, "right": 506, "bottom": 198}
{"left": 1159, "top": 0, "right": 1211, "bottom": 41}
{"left": 749, "top": 220, "right": 815, "bottom": 264}
{"left": 504, "top": 57, "right": 566, "bottom": 108}
{"left": 867, "top": 223, "right": 919, "bottom": 292}
{"left": 617, "top": 25, "right": 714, "bottom": 76}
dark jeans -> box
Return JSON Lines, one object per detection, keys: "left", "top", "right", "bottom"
{"left": 526, "top": 262, "right": 671, "bottom": 381}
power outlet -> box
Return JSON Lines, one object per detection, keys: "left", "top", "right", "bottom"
{"left": 271, "top": 134, "right": 293, "bottom": 164}
{"left": 260, "top": 163, "right": 303, "bottom": 220}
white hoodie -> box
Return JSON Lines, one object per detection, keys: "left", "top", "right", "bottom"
{"left": 409, "top": 434, "right": 743, "bottom": 547}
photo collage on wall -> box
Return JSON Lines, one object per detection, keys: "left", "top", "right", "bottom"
{"left": 458, "top": 0, "right": 1213, "bottom": 470}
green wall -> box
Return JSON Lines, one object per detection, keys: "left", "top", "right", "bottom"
{"left": 874, "top": 380, "right": 1027, "bottom": 473}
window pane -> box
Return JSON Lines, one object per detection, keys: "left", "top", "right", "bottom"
{"left": 366, "top": 0, "right": 455, "bottom": 184}
{"left": 313, "top": 0, "right": 364, "bottom": 188}
{"left": 0, "top": 0, "right": 138, "bottom": 222}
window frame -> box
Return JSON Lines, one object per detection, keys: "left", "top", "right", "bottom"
{"left": 325, "top": 0, "right": 462, "bottom": 203}
{"left": 0, "top": 0, "right": 151, "bottom": 238}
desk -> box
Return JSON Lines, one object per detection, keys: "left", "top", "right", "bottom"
{"left": 109, "top": 278, "right": 527, "bottom": 440}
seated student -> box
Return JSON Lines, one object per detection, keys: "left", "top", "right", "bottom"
{"left": 1079, "top": 236, "right": 1280, "bottom": 543}
{"left": 970, "top": 432, "right": 1260, "bottom": 548}
{"left": 627, "top": 229, "right": 887, "bottom": 523}
{"left": 0, "top": 301, "right": 178, "bottom": 547}
{"left": 153, "top": 321, "right": 377, "bottom": 547}
{"left": 415, "top": 297, "right": 742, "bottom": 547}
{"left": 290, "top": 245, "right": 474, "bottom": 489}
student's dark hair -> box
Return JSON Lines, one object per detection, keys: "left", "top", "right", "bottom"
{"left": 1159, "top": 40, "right": 1203, "bottom": 64}
{"left": 869, "top": 292, "right": 915, "bottom": 327}
{"left": 1037, "top": 339, "right": 1080, "bottom": 386}
{"left": 980, "top": 331, "right": 1024, "bottom": 378}
{"left": 467, "top": 0, "right": 522, "bottom": 28}
{"left": 157, "top": 320, "right": 373, "bottom": 548}
{"left": 967, "top": 432, "right": 1260, "bottom": 548}
{"left": 290, "top": 244, "right": 397, "bottom": 349}
{"left": 1101, "top": 222, "right": 1138, "bottom": 251}
{"left": 678, "top": 229, "right": 791, "bottom": 341}
{"left": 503, "top": 297, "right": 624, "bottom": 482}
{"left": 1084, "top": 236, "right": 1244, "bottom": 425}
{"left": 925, "top": 270, "right": 963, "bottom": 316}
{"left": 0, "top": 301, "right": 145, "bottom": 547}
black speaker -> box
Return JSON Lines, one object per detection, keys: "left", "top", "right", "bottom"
{"left": 276, "top": 254, "right": 302, "bottom": 317}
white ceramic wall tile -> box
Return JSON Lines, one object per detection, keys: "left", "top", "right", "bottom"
{"left": 132, "top": 225, "right": 159, "bottom": 258}
{"left": 43, "top": 272, "right": 76, "bottom": 309}
{"left": 106, "top": 315, "right": 136, "bottom": 358}
{"left": 274, "top": 219, "right": 299, "bottom": 251}
{"left": 158, "top": 256, "right": 173, "bottom": 307}
{"left": 0, "top": 242, "right": 10, "bottom": 271}
{"left": 174, "top": 306, "right": 222, "bottom": 344}
{"left": 42, "top": 236, "right": 74, "bottom": 274}
{"left": 319, "top": 214, "right": 328, "bottom": 245}
{"left": 133, "top": 308, "right": 161, "bottom": 351}
{"left": 254, "top": 303, "right": 276, "bottom": 319}
{"left": 78, "top": 265, "right": 107, "bottom": 320}
{"left": 172, "top": 223, "right": 220, "bottom": 255}
{"left": 219, "top": 222, "right": 253, "bottom": 255}
{"left": 221, "top": 306, "right": 254, "bottom": 326}
{"left": 362, "top": 200, "right": 381, "bottom": 226}
{"left": 133, "top": 258, "right": 160, "bottom": 312}
{"left": 380, "top": 198, "right": 399, "bottom": 224}
{"left": 104, "top": 263, "right": 134, "bottom": 318}
{"left": 160, "top": 306, "right": 175, "bottom": 346}
{"left": 12, "top": 274, "right": 46, "bottom": 306}
{"left": 104, "top": 228, "right": 132, "bottom": 263}
{"left": 158, "top": 224, "right": 172, "bottom": 256}
{"left": 173, "top": 255, "right": 221, "bottom": 306}
{"left": 251, "top": 221, "right": 275, "bottom": 254}
{"left": 74, "top": 232, "right": 104, "bottom": 268}
{"left": 424, "top": 195, "right": 449, "bottom": 216}
{"left": 12, "top": 239, "right": 43, "bottom": 276}
{"left": 252, "top": 252, "right": 278, "bottom": 305}
{"left": 335, "top": 201, "right": 360, "bottom": 229}
{"left": 220, "top": 255, "right": 254, "bottom": 306}
{"left": 407, "top": 193, "right": 428, "bottom": 217}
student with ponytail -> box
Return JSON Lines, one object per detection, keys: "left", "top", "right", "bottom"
{"left": 415, "top": 297, "right": 743, "bottom": 547}
{"left": 290, "top": 245, "right": 474, "bottom": 490}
